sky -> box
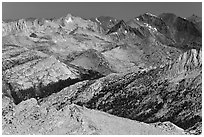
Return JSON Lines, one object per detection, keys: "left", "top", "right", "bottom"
{"left": 2, "top": 2, "right": 202, "bottom": 21}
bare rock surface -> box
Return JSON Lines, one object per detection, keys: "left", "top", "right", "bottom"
{"left": 70, "top": 49, "right": 114, "bottom": 75}
{"left": 2, "top": 97, "right": 185, "bottom": 135}
{"left": 2, "top": 44, "right": 49, "bottom": 71}
{"left": 2, "top": 50, "right": 102, "bottom": 104}
{"left": 39, "top": 49, "right": 201, "bottom": 134}
{"left": 2, "top": 42, "right": 104, "bottom": 104}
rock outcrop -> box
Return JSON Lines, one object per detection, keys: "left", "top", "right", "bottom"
{"left": 2, "top": 44, "right": 103, "bottom": 104}
{"left": 2, "top": 97, "right": 185, "bottom": 135}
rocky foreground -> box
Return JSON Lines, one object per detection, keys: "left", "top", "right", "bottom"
{"left": 2, "top": 12, "right": 202, "bottom": 135}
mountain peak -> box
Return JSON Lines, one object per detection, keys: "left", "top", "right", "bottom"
{"left": 65, "top": 13, "right": 73, "bottom": 18}
{"left": 65, "top": 13, "right": 74, "bottom": 22}
{"left": 106, "top": 20, "right": 129, "bottom": 35}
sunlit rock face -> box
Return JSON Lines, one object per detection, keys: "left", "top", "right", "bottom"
{"left": 2, "top": 12, "right": 202, "bottom": 135}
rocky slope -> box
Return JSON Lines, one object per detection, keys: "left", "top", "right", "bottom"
{"left": 187, "top": 14, "right": 202, "bottom": 35}
{"left": 158, "top": 13, "right": 201, "bottom": 50}
{"left": 2, "top": 97, "right": 185, "bottom": 135}
{"left": 91, "top": 16, "right": 119, "bottom": 32}
{"left": 127, "top": 13, "right": 201, "bottom": 51}
{"left": 2, "top": 12, "right": 202, "bottom": 135}
{"left": 35, "top": 48, "right": 201, "bottom": 135}
{"left": 2, "top": 44, "right": 104, "bottom": 104}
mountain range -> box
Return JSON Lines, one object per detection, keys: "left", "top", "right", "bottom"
{"left": 2, "top": 12, "right": 202, "bottom": 135}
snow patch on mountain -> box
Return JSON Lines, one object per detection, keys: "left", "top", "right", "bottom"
{"left": 66, "top": 17, "right": 73, "bottom": 23}
{"left": 145, "top": 12, "right": 158, "bottom": 18}
{"left": 95, "top": 17, "right": 101, "bottom": 24}
{"left": 144, "top": 23, "right": 158, "bottom": 32}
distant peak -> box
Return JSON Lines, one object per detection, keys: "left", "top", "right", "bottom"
{"left": 118, "top": 20, "right": 126, "bottom": 25}
{"left": 66, "top": 13, "right": 73, "bottom": 18}
{"left": 67, "top": 17, "right": 73, "bottom": 23}
{"left": 65, "top": 13, "right": 74, "bottom": 23}
{"left": 114, "top": 20, "right": 129, "bottom": 30}
{"left": 106, "top": 19, "right": 129, "bottom": 35}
